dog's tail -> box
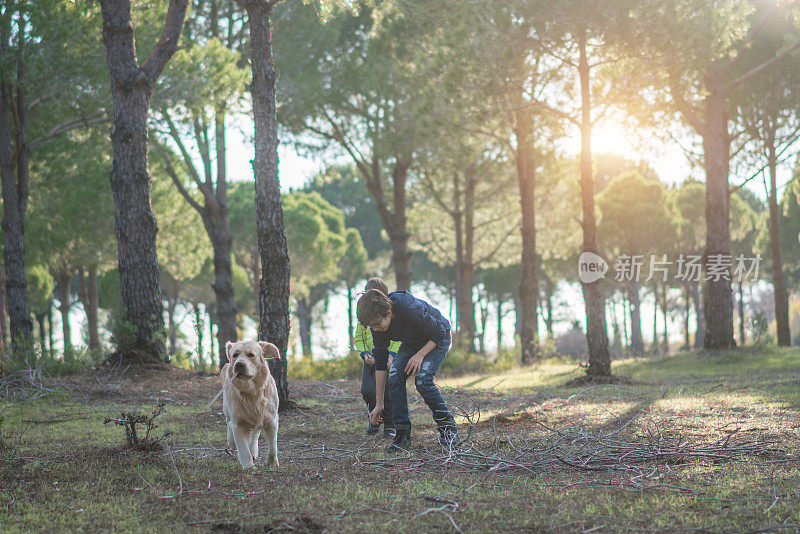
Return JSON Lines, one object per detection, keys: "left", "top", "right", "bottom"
{"left": 206, "top": 388, "right": 223, "bottom": 411}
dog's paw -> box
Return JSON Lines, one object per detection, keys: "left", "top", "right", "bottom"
{"left": 267, "top": 455, "right": 279, "bottom": 467}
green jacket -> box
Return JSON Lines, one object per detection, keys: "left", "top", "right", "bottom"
{"left": 354, "top": 322, "right": 400, "bottom": 357}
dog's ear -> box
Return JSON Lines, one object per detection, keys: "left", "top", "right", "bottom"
{"left": 226, "top": 341, "right": 233, "bottom": 357}
{"left": 258, "top": 341, "right": 281, "bottom": 360}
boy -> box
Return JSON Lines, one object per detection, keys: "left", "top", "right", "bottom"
{"left": 354, "top": 278, "right": 401, "bottom": 438}
{"left": 356, "top": 288, "right": 460, "bottom": 452}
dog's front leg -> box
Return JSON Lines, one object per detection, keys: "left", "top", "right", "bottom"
{"left": 226, "top": 420, "right": 236, "bottom": 451}
{"left": 232, "top": 423, "right": 254, "bottom": 469}
{"left": 249, "top": 429, "right": 261, "bottom": 463}
{"left": 265, "top": 416, "right": 279, "bottom": 467}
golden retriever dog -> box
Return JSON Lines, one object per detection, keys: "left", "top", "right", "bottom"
{"left": 220, "top": 340, "right": 280, "bottom": 469}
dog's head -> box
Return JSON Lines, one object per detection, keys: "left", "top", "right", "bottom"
{"left": 225, "top": 340, "right": 281, "bottom": 380}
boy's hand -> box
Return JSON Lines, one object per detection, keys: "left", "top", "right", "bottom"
{"left": 364, "top": 355, "right": 375, "bottom": 365}
{"left": 370, "top": 404, "right": 384, "bottom": 425}
{"left": 405, "top": 353, "right": 425, "bottom": 375}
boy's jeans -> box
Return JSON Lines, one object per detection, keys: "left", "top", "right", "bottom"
{"left": 387, "top": 335, "right": 453, "bottom": 430}
{"left": 361, "top": 362, "right": 393, "bottom": 427}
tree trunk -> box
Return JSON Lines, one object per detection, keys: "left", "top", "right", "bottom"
{"left": 55, "top": 271, "right": 73, "bottom": 357}
{"left": 47, "top": 305, "right": 54, "bottom": 356}
{"left": 515, "top": 106, "right": 540, "bottom": 364}
{"left": 652, "top": 286, "right": 658, "bottom": 351}
{"left": 577, "top": 34, "right": 611, "bottom": 376}
{"left": 35, "top": 313, "right": 45, "bottom": 356}
{"left": 78, "top": 267, "right": 101, "bottom": 352}
{"left": 628, "top": 281, "right": 644, "bottom": 354}
{"left": 683, "top": 283, "right": 691, "bottom": 349}
{"left": 100, "top": 0, "right": 188, "bottom": 360}
{"left": 496, "top": 298, "right": 504, "bottom": 351}
{"left": 391, "top": 162, "right": 412, "bottom": 291}
{"left": 347, "top": 285, "right": 354, "bottom": 351}
{"left": 245, "top": 0, "right": 290, "bottom": 404}
{"left": 544, "top": 275, "right": 554, "bottom": 339}
{"left": 662, "top": 283, "right": 669, "bottom": 350}
{"left": 194, "top": 302, "right": 204, "bottom": 365}
{"left": 0, "top": 274, "right": 7, "bottom": 351}
{"left": 738, "top": 280, "right": 745, "bottom": 346}
{"left": 208, "top": 308, "right": 217, "bottom": 366}
{"left": 167, "top": 295, "right": 178, "bottom": 356}
{"left": 701, "top": 76, "right": 735, "bottom": 350}
{"left": 209, "top": 225, "right": 238, "bottom": 367}
{"left": 477, "top": 297, "right": 488, "bottom": 355}
{"left": 767, "top": 128, "right": 791, "bottom": 346}
{"left": 452, "top": 171, "right": 477, "bottom": 353}
{"left": 0, "top": 27, "right": 33, "bottom": 351}
{"left": 622, "top": 291, "right": 629, "bottom": 349}
{"left": 296, "top": 297, "right": 312, "bottom": 359}
{"left": 691, "top": 282, "right": 705, "bottom": 348}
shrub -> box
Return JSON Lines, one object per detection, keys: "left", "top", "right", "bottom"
{"left": 291, "top": 352, "right": 363, "bottom": 380}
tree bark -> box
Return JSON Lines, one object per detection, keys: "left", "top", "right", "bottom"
{"left": 661, "top": 283, "right": 669, "bottom": 350}
{"left": 577, "top": 34, "right": 611, "bottom": 376}
{"left": 0, "top": 273, "right": 7, "bottom": 351}
{"left": 35, "top": 313, "right": 45, "bottom": 356}
{"left": 515, "top": 105, "right": 540, "bottom": 364}
{"left": 46, "top": 305, "right": 54, "bottom": 356}
{"left": 766, "top": 127, "right": 791, "bottom": 346}
{"left": 54, "top": 271, "right": 73, "bottom": 356}
{"left": 244, "top": 0, "right": 290, "bottom": 404}
{"left": 452, "top": 171, "right": 477, "bottom": 353}
{"left": 691, "top": 282, "right": 705, "bottom": 348}
{"left": 477, "top": 296, "right": 488, "bottom": 355}
{"left": 0, "top": 19, "right": 33, "bottom": 351}
{"left": 702, "top": 73, "right": 735, "bottom": 350}
{"left": 496, "top": 298, "right": 504, "bottom": 351}
{"left": 194, "top": 302, "right": 204, "bottom": 364}
{"left": 209, "top": 223, "right": 238, "bottom": 366}
{"left": 78, "top": 267, "right": 101, "bottom": 352}
{"left": 100, "top": 0, "right": 188, "bottom": 360}
{"left": 652, "top": 286, "right": 658, "bottom": 351}
{"left": 628, "top": 281, "right": 644, "bottom": 354}
{"left": 544, "top": 274, "right": 554, "bottom": 339}
{"left": 683, "top": 283, "right": 691, "bottom": 349}
{"left": 738, "top": 279, "right": 746, "bottom": 346}
{"left": 347, "top": 285, "right": 355, "bottom": 351}
{"left": 167, "top": 296, "right": 177, "bottom": 356}
{"left": 296, "top": 297, "right": 312, "bottom": 359}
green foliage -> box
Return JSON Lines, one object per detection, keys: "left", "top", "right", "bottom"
{"left": 290, "top": 352, "right": 363, "bottom": 380}
{"left": 25, "top": 265, "right": 54, "bottom": 316}
{"left": 27, "top": 131, "right": 116, "bottom": 276}
{"left": 107, "top": 311, "right": 139, "bottom": 357}
{"left": 284, "top": 191, "right": 349, "bottom": 295}
{"left": 598, "top": 171, "right": 677, "bottom": 258}
{"left": 440, "top": 348, "right": 517, "bottom": 376}
{"left": 151, "top": 169, "right": 208, "bottom": 286}
{"left": 338, "top": 228, "right": 368, "bottom": 289}
{"left": 307, "top": 165, "right": 387, "bottom": 259}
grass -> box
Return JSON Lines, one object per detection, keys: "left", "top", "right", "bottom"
{"left": 0, "top": 347, "right": 799, "bottom": 532}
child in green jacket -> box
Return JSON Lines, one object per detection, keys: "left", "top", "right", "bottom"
{"left": 354, "top": 278, "right": 400, "bottom": 437}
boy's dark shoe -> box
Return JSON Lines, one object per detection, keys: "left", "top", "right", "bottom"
{"left": 437, "top": 425, "right": 462, "bottom": 449}
{"left": 383, "top": 426, "right": 396, "bottom": 439}
{"left": 386, "top": 427, "right": 411, "bottom": 452}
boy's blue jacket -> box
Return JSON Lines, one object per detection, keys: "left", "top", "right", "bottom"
{"left": 371, "top": 290, "right": 451, "bottom": 371}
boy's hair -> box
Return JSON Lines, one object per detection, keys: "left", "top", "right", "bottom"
{"left": 364, "top": 277, "right": 388, "bottom": 294}
{"left": 357, "top": 289, "right": 393, "bottom": 326}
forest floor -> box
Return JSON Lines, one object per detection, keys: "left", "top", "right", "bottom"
{"left": 1, "top": 347, "right": 800, "bottom": 533}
